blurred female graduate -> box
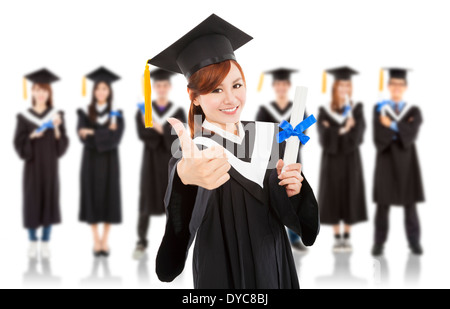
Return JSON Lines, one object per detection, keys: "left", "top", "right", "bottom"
{"left": 145, "top": 14, "right": 319, "bottom": 289}
{"left": 317, "top": 67, "right": 367, "bottom": 253}
{"left": 77, "top": 67, "right": 124, "bottom": 257}
{"left": 14, "top": 69, "right": 69, "bottom": 259}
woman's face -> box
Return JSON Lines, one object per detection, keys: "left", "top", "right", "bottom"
{"left": 94, "top": 82, "right": 110, "bottom": 103}
{"left": 194, "top": 62, "right": 246, "bottom": 126}
{"left": 336, "top": 80, "right": 352, "bottom": 101}
{"left": 32, "top": 84, "right": 50, "bottom": 105}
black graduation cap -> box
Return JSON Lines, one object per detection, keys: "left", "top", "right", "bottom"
{"left": 322, "top": 66, "right": 358, "bottom": 93}
{"left": 385, "top": 67, "right": 411, "bottom": 80}
{"left": 147, "top": 14, "right": 253, "bottom": 79}
{"left": 265, "top": 68, "right": 298, "bottom": 81}
{"left": 23, "top": 68, "right": 60, "bottom": 100}
{"left": 325, "top": 66, "right": 359, "bottom": 80}
{"left": 151, "top": 68, "right": 176, "bottom": 81}
{"left": 85, "top": 66, "right": 121, "bottom": 84}
{"left": 24, "top": 68, "right": 60, "bottom": 84}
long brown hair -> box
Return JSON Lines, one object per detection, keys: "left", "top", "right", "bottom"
{"left": 31, "top": 83, "right": 53, "bottom": 108}
{"left": 88, "top": 81, "right": 113, "bottom": 123}
{"left": 331, "top": 80, "right": 352, "bottom": 112}
{"left": 187, "top": 60, "right": 246, "bottom": 138}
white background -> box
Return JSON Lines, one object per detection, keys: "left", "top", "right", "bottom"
{"left": 0, "top": 0, "right": 448, "bottom": 289}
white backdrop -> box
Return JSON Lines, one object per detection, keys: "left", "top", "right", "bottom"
{"left": 0, "top": 0, "right": 448, "bottom": 289}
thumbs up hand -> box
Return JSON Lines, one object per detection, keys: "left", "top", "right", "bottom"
{"left": 168, "top": 118, "right": 231, "bottom": 190}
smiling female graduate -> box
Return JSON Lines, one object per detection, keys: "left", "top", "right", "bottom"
{"left": 133, "top": 69, "right": 186, "bottom": 260}
{"left": 317, "top": 67, "right": 367, "bottom": 253}
{"left": 14, "top": 68, "right": 69, "bottom": 259}
{"left": 145, "top": 14, "right": 319, "bottom": 289}
{"left": 77, "top": 67, "right": 124, "bottom": 258}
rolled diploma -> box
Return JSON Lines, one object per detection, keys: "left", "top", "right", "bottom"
{"left": 282, "top": 86, "right": 308, "bottom": 172}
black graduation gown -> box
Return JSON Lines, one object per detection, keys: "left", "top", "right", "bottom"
{"left": 77, "top": 107, "right": 124, "bottom": 224}
{"left": 373, "top": 104, "right": 424, "bottom": 205}
{"left": 256, "top": 101, "right": 304, "bottom": 163}
{"left": 14, "top": 107, "right": 69, "bottom": 229}
{"left": 136, "top": 101, "right": 186, "bottom": 215}
{"left": 156, "top": 120, "right": 320, "bottom": 289}
{"left": 317, "top": 103, "right": 367, "bottom": 225}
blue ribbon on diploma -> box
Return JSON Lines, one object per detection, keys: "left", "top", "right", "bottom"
{"left": 110, "top": 111, "right": 122, "bottom": 118}
{"left": 277, "top": 115, "right": 317, "bottom": 145}
{"left": 36, "top": 120, "right": 54, "bottom": 133}
{"left": 137, "top": 103, "right": 145, "bottom": 115}
{"left": 343, "top": 105, "right": 351, "bottom": 117}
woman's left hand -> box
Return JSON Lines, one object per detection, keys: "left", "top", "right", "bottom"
{"left": 276, "top": 159, "right": 303, "bottom": 197}
{"left": 109, "top": 122, "right": 118, "bottom": 131}
{"left": 53, "top": 114, "right": 62, "bottom": 128}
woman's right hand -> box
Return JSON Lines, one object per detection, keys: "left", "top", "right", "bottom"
{"left": 79, "top": 128, "right": 94, "bottom": 140}
{"left": 168, "top": 118, "right": 231, "bottom": 190}
{"left": 29, "top": 130, "right": 44, "bottom": 139}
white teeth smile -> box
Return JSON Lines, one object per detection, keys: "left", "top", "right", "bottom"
{"left": 220, "top": 106, "right": 238, "bottom": 112}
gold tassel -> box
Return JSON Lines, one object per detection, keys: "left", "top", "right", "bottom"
{"left": 144, "top": 62, "right": 153, "bottom": 128}
{"left": 257, "top": 73, "right": 264, "bottom": 92}
{"left": 82, "top": 76, "right": 87, "bottom": 97}
{"left": 322, "top": 71, "right": 327, "bottom": 93}
{"left": 379, "top": 68, "right": 384, "bottom": 92}
{"left": 23, "top": 78, "right": 27, "bottom": 100}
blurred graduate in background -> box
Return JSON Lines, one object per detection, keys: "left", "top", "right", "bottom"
{"left": 317, "top": 67, "right": 367, "bottom": 253}
{"left": 133, "top": 69, "right": 186, "bottom": 260}
{"left": 14, "top": 69, "right": 69, "bottom": 259}
{"left": 77, "top": 67, "right": 125, "bottom": 258}
{"left": 255, "top": 68, "right": 308, "bottom": 252}
{"left": 372, "top": 68, "right": 424, "bottom": 257}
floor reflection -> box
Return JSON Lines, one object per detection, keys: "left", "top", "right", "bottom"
{"left": 80, "top": 258, "right": 122, "bottom": 287}
{"left": 373, "top": 256, "right": 389, "bottom": 286}
{"left": 137, "top": 253, "right": 150, "bottom": 286}
{"left": 316, "top": 253, "right": 367, "bottom": 288}
{"left": 23, "top": 258, "right": 61, "bottom": 287}
{"left": 404, "top": 254, "right": 421, "bottom": 286}
{"left": 293, "top": 250, "right": 307, "bottom": 278}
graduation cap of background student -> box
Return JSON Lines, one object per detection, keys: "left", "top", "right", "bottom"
{"left": 23, "top": 68, "right": 60, "bottom": 100}
{"left": 82, "top": 66, "right": 121, "bottom": 97}
{"left": 257, "top": 68, "right": 299, "bottom": 92}
{"left": 142, "top": 13, "right": 253, "bottom": 127}
{"left": 378, "top": 67, "right": 411, "bottom": 92}
{"left": 322, "top": 66, "right": 359, "bottom": 93}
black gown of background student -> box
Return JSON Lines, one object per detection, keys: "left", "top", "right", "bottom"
{"left": 256, "top": 101, "right": 303, "bottom": 163}
{"left": 14, "top": 108, "right": 69, "bottom": 229}
{"left": 136, "top": 101, "right": 186, "bottom": 215}
{"left": 77, "top": 107, "right": 124, "bottom": 224}
{"left": 373, "top": 105, "right": 424, "bottom": 205}
{"left": 317, "top": 103, "right": 367, "bottom": 225}
{"left": 156, "top": 121, "right": 320, "bottom": 289}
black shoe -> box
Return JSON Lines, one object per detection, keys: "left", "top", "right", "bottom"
{"left": 410, "top": 244, "right": 423, "bottom": 256}
{"left": 372, "top": 244, "right": 384, "bottom": 257}
{"left": 93, "top": 250, "right": 102, "bottom": 258}
{"left": 101, "top": 250, "right": 110, "bottom": 258}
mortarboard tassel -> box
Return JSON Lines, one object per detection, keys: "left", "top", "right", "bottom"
{"left": 321, "top": 71, "right": 327, "bottom": 94}
{"left": 82, "top": 76, "right": 87, "bottom": 97}
{"left": 144, "top": 62, "right": 153, "bottom": 128}
{"left": 379, "top": 68, "right": 384, "bottom": 92}
{"left": 23, "top": 78, "right": 28, "bottom": 100}
{"left": 257, "top": 73, "right": 264, "bottom": 92}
